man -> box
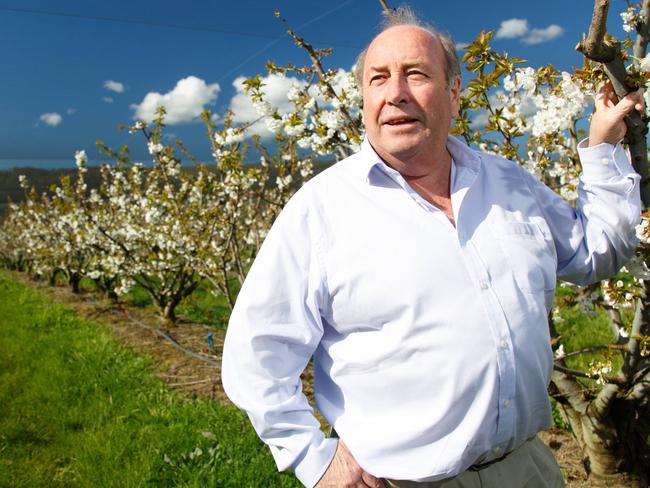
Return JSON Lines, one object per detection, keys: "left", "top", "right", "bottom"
{"left": 222, "top": 8, "right": 643, "bottom": 488}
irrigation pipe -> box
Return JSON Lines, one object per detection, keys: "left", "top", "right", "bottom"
{"left": 110, "top": 306, "right": 222, "bottom": 368}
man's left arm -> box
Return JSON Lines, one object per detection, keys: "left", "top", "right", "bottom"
{"left": 527, "top": 84, "right": 643, "bottom": 285}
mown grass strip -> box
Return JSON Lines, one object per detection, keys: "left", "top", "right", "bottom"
{"left": 0, "top": 273, "right": 299, "bottom": 487}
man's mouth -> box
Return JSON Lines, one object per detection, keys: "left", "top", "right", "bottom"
{"left": 384, "top": 117, "right": 418, "bottom": 126}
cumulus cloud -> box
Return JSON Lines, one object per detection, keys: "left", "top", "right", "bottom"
{"left": 469, "top": 90, "right": 538, "bottom": 129}
{"left": 495, "top": 18, "right": 563, "bottom": 44}
{"left": 522, "top": 25, "right": 564, "bottom": 45}
{"left": 102, "top": 96, "right": 114, "bottom": 104}
{"left": 39, "top": 112, "right": 62, "bottom": 127}
{"left": 104, "top": 80, "right": 125, "bottom": 93}
{"left": 496, "top": 18, "right": 529, "bottom": 39}
{"left": 229, "top": 73, "right": 301, "bottom": 136}
{"left": 130, "top": 76, "right": 220, "bottom": 124}
{"left": 228, "top": 69, "right": 350, "bottom": 138}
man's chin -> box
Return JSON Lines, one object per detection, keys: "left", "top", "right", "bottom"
{"left": 380, "top": 142, "right": 423, "bottom": 161}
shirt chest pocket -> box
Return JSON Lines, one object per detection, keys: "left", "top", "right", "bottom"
{"left": 494, "top": 221, "right": 557, "bottom": 295}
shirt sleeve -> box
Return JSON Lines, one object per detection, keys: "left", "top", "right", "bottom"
{"left": 221, "top": 190, "right": 337, "bottom": 488}
{"left": 524, "top": 139, "right": 641, "bottom": 285}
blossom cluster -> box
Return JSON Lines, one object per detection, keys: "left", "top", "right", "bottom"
{"left": 0, "top": 113, "right": 313, "bottom": 320}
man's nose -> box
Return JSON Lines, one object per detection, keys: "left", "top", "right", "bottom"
{"left": 386, "top": 75, "right": 409, "bottom": 105}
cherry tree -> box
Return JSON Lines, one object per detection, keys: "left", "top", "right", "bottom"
{"left": 1, "top": 0, "right": 650, "bottom": 481}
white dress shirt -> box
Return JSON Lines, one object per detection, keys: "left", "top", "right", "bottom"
{"left": 221, "top": 136, "right": 640, "bottom": 487}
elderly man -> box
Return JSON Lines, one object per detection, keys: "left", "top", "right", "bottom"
{"left": 222, "top": 8, "right": 642, "bottom": 488}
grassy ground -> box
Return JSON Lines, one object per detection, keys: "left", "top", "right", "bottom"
{"left": 0, "top": 273, "right": 300, "bottom": 487}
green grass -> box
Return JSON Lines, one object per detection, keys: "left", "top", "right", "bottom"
{"left": 54, "top": 273, "right": 232, "bottom": 328}
{"left": 0, "top": 273, "right": 300, "bottom": 487}
{"left": 176, "top": 285, "right": 232, "bottom": 328}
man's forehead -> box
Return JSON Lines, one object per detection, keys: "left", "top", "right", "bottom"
{"left": 367, "top": 25, "right": 438, "bottom": 52}
{"left": 364, "top": 26, "right": 442, "bottom": 71}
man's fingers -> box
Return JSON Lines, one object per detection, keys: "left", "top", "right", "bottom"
{"left": 595, "top": 81, "right": 644, "bottom": 114}
{"left": 361, "top": 471, "right": 386, "bottom": 488}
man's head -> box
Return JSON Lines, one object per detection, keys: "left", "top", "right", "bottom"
{"left": 354, "top": 8, "right": 460, "bottom": 92}
{"left": 357, "top": 7, "right": 461, "bottom": 170}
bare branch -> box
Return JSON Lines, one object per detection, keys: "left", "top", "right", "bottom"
{"left": 579, "top": 0, "right": 617, "bottom": 62}
{"left": 588, "top": 382, "right": 620, "bottom": 419}
{"left": 551, "top": 370, "right": 590, "bottom": 414}
{"left": 607, "top": 307, "right": 624, "bottom": 339}
{"left": 625, "top": 290, "right": 650, "bottom": 377}
{"left": 378, "top": 0, "right": 393, "bottom": 17}
{"left": 553, "top": 363, "right": 592, "bottom": 378}
{"left": 557, "top": 343, "right": 628, "bottom": 360}
{"left": 633, "top": 0, "right": 650, "bottom": 59}
{"left": 275, "top": 13, "right": 361, "bottom": 139}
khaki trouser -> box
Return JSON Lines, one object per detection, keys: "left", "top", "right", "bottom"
{"left": 384, "top": 437, "right": 565, "bottom": 488}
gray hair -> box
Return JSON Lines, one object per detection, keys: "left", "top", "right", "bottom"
{"left": 354, "top": 5, "right": 461, "bottom": 91}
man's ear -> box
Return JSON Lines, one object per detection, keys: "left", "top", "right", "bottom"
{"left": 449, "top": 77, "right": 461, "bottom": 119}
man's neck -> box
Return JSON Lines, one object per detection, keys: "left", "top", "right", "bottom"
{"left": 379, "top": 146, "right": 455, "bottom": 226}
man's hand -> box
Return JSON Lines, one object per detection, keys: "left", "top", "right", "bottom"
{"left": 315, "top": 440, "right": 386, "bottom": 488}
{"left": 588, "top": 81, "right": 644, "bottom": 147}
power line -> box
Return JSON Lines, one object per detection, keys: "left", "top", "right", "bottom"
{"left": 216, "top": 0, "right": 357, "bottom": 82}
{"left": 0, "top": 5, "right": 362, "bottom": 50}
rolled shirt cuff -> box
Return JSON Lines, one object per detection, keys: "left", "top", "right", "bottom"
{"left": 294, "top": 437, "right": 338, "bottom": 488}
{"left": 577, "top": 138, "right": 637, "bottom": 180}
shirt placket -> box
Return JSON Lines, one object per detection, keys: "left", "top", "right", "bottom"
{"left": 453, "top": 166, "right": 517, "bottom": 456}
{"left": 378, "top": 161, "right": 517, "bottom": 455}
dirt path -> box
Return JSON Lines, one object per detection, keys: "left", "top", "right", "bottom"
{"left": 8, "top": 271, "right": 634, "bottom": 487}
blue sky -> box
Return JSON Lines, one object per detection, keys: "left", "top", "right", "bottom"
{"left": 0, "top": 0, "right": 633, "bottom": 166}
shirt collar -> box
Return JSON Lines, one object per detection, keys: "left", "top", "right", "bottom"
{"left": 357, "top": 135, "right": 481, "bottom": 184}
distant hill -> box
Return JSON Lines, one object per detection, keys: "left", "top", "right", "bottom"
{"left": 0, "top": 167, "right": 103, "bottom": 212}
{"left": 0, "top": 160, "right": 335, "bottom": 217}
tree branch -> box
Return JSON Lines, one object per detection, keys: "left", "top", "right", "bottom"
{"left": 633, "top": 0, "right": 650, "bottom": 60}
{"left": 579, "top": 0, "right": 650, "bottom": 206}
{"left": 551, "top": 370, "right": 590, "bottom": 414}
{"left": 275, "top": 13, "right": 361, "bottom": 139}
{"left": 554, "top": 363, "right": 592, "bottom": 378}
{"left": 557, "top": 343, "right": 628, "bottom": 360}
{"left": 580, "top": 0, "right": 617, "bottom": 62}
{"left": 378, "top": 0, "right": 393, "bottom": 17}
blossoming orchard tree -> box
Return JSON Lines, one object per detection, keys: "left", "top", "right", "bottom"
{"left": 240, "top": 1, "right": 650, "bottom": 481}
{"left": 1, "top": 0, "right": 650, "bottom": 482}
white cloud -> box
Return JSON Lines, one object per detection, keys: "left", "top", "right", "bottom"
{"left": 67, "top": 108, "right": 77, "bottom": 115}
{"left": 39, "top": 112, "right": 62, "bottom": 127}
{"left": 130, "top": 76, "right": 220, "bottom": 125}
{"left": 455, "top": 41, "right": 469, "bottom": 51}
{"left": 102, "top": 96, "right": 114, "bottom": 104}
{"left": 522, "top": 25, "right": 564, "bottom": 45}
{"left": 469, "top": 90, "right": 538, "bottom": 129}
{"left": 229, "top": 73, "right": 301, "bottom": 136}
{"left": 228, "top": 69, "right": 350, "bottom": 137}
{"left": 495, "top": 18, "right": 563, "bottom": 45}
{"left": 104, "top": 80, "right": 125, "bottom": 93}
{"left": 496, "top": 18, "right": 529, "bottom": 39}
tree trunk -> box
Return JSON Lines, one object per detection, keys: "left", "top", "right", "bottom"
{"left": 106, "top": 289, "right": 118, "bottom": 303}
{"left": 49, "top": 270, "right": 58, "bottom": 287}
{"left": 69, "top": 272, "right": 81, "bottom": 294}
{"left": 161, "top": 300, "right": 177, "bottom": 323}
{"left": 556, "top": 387, "right": 650, "bottom": 486}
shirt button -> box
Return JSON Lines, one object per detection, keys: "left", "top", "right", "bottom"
{"left": 500, "top": 340, "right": 508, "bottom": 349}
{"left": 503, "top": 399, "right": 510, "bottom": 407}
{"left": 600, "top": 157, "right": 609, "bottom": 166}
{"left": 493, "top": 446, "right": 501, "bottom": 454}
{"left": 479, "top": 281, "right": 488, "bottom": 290}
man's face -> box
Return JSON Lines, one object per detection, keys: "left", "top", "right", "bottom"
{"left": 361, "top": 26, "right": 460, "bottom": 168}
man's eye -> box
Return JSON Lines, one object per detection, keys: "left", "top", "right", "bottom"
{"left": 407, "top": 71, "right": 427, "bottom": 79}
{"left": 369, "top": 75, "right": 386, "bottom": 85}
